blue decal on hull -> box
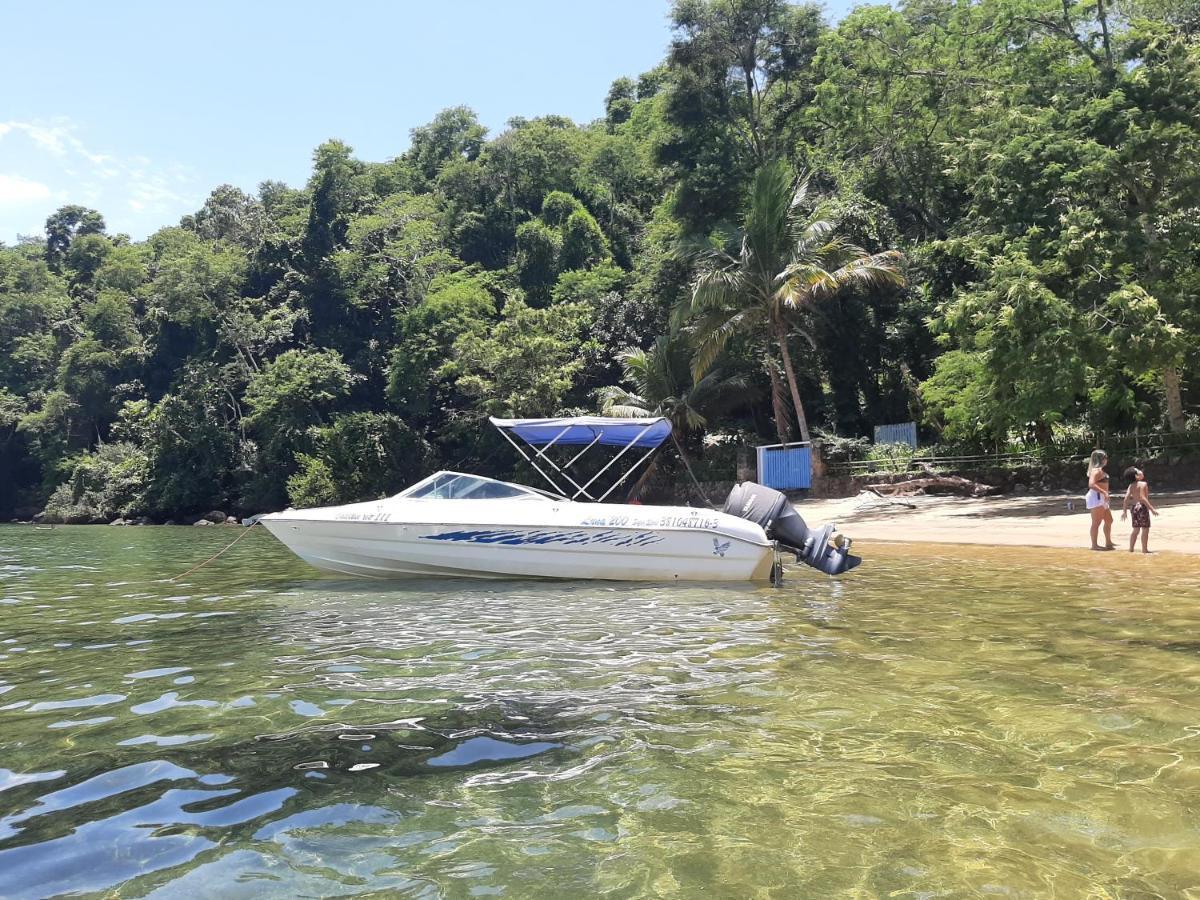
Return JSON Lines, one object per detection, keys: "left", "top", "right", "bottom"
{"left": 422, "top": 528, "right": 664, "bottom": 548}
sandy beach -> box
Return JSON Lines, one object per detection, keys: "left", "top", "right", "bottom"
{"left": 799, "top": 489, "right": 1200, "bottom": 556}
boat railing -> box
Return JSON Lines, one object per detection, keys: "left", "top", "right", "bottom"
{"left": 490, "top": 416, "right": 673, "bottom": 503}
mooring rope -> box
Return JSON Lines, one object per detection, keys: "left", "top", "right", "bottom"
{"left": 165, "top": 522, "right": 260, "bottom": 581}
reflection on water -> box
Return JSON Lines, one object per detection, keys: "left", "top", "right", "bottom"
{"left": 1, "top": 525, "right": 1200, "bottom": 896}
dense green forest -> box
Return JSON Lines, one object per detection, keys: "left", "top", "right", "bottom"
{"left": 2, "top": 0, "right": 1197, "bottom": 521}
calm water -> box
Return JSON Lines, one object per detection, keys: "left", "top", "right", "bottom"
{"left": 2, "top": 527, "right": 1200, "bottom": 898}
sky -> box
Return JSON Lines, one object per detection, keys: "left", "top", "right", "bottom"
{"left": 0, "top": 0, "right": 847, "bottom": 244}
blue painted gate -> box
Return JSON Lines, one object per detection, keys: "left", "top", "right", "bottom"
{"left": 756, "top": 443, "right": 812, "bottom": 490}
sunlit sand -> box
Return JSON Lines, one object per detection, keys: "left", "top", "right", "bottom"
{"left": 800, "top": 490, "right": 1200, "bottom": 555}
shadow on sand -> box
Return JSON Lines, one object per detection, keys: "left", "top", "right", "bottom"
{"left": 840, "top": 490, "right": 1200, "bottom": 523}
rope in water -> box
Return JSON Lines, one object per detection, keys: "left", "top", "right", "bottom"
{"left": 165, "top": 522, "right": 260, "bottom": 581}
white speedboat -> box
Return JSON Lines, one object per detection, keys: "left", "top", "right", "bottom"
{"left": 258, "top": 417, "right": 858, "bottom": 582}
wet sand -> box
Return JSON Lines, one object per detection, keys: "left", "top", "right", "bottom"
{"left": 799, "top": 490, "right": 1200, "bottom": 555}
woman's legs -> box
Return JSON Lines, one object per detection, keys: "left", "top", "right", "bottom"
{"left": 1090, "top": 507, "right": 1104, "bottom": 549}
{"left": 1103, "top": 508, "right": 1114, "bottom": 547}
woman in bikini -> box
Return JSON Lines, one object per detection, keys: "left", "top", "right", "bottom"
{"left": 1086, "top": 449, "right": 1116, "bottom": 550}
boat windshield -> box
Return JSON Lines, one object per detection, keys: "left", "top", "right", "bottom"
{"left": 396, "top": 472, "right": 553, "bottom": 501}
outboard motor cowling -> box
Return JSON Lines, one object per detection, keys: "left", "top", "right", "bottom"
{"left": 724, "top": 482, "right": 861, "bottom": 576}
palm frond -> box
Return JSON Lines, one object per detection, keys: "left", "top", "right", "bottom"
{"left": 606, "top": 403, "right": 657, "bottom": 419}
{"left": 616, "top": 346, "right": 652, "bottom": 395}
{"left": 595, "top": 384, "right": 655, "bottom": 418}
{"left": 792, "top": 218, "right": 836, "bottom": 259}
{"left": 777, "top": 264, "right": 840, "bottom": 308}
{"left": 689, "top": 312, "right": 746, "bottom": 378}
{"left": 819, "top": 252, "right": 907, "bottom": 301}
{"left": 673, "top": 260, "right": 745, "bottom": 330}
{"left": 691, "top": 369, "right": 754, "bottom": 411}
{"left": 789, "top": 322, "right": 819, "bottom": 351}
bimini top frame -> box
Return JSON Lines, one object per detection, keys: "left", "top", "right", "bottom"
{"left": 489, "top": 415, "right": 672, "bottom": 502}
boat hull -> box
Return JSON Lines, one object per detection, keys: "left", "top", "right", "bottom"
{"left": 259, "top": 517, "right": 775, "bottom": 582}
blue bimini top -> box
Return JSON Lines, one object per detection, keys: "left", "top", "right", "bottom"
{"left": 489, "top": 416, "right": 673, "bottom": 450}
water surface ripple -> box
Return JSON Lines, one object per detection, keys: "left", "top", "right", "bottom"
{"left": 1, "top": 526, "right": 1199, "bottom": 896}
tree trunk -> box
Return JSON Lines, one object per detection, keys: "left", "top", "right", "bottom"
{"left": 672, "top": 433, "right": 714, "bottom": 507}
{"left": 766, "top": 361, "right": 791, "bottom": 445}
{"left": 1165, "top": 365, "right": 1187, "bottom": 433}
{"left": 866, "top": 476, "right": 999, "bottom": 497}
{"left": 776, "top": 325, "right": 812, "bottom": 443}
{"left": 1096, "top": 0, "right": 1114, "bottom": 72}
{"left": 624, "top": 456, "right": 659, "bottom": 502}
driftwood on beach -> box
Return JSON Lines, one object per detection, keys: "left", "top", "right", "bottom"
{"left": 865, "top": 476, "right": 1000, "bottom": 498}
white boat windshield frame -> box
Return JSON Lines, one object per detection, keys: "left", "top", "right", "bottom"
{"left": 395, "top": 471, "right": 564, "bottom": 502}
{"left": 490, "top": 416, "right": 672, "bottom": 502}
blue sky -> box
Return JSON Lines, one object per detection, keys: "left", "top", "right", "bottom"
{"left": 0, "top": 1, "right": 847, "bottom": 243}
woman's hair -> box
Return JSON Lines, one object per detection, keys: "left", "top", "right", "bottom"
{"left": 1123, "top": 466, "right": 1141, "bottom": 481}
{"left": 1089, "top": 449, "right": 1108, "bottom": 470}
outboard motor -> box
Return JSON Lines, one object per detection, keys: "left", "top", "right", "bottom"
{"left": 724, "top": 482, "right": 861, "bottom": 576}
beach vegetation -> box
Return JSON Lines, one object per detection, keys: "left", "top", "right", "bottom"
{"left": 1, "top": 0, "right": 1198, "bottom": 518}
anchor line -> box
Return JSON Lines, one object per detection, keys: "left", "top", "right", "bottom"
{"left": 165, "top": 522, "right": 260, "bottom": 581}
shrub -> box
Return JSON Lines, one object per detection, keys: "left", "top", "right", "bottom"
{"left": 287, "top": 412, "right": 433, "bottom": 507}
{"left": 866, "top": 442, "right": 917, "bottom": 473}
{"left": 41, "top": 442, "right": 149, "bottom": 523}
{"left": 814, "top": 431, "right": 871, "bottom": 463}
{"left": 287, "top": 455, "right": 338, "bottom": 508}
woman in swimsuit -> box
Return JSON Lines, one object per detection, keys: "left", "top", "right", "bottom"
{"left": 1086, "top": 449, "right": 1116, "bottom": 550}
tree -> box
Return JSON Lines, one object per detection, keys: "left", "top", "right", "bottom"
{"left": 930, "top": 252, "right": 1090, "bottom": 441}
{"left": 45, "top": 205, "right": 105, "bottom": 271}
{"left": 451, "top": 299, "right": 589, "bottom": 417}
{"left": 338, "top": 192, "right": 460, "bottom": 312}
{"left": 57, "top": 338, "right": 124, "bottom": 443}
{"left": 182, "top": 185, "right": 266, "bottom": 248}
{"left": 597, "top": 332, "right": 749, "bottom": 436}
{"left": 303, "top": 139, "right": 365, "bottom": 263}
{"left": 937, "top": 21, "right": 1200, "bottom": 433}
{"left": 560, "top": 209, "right": 610, "bottom": 271}
{"left": 477, "top": 117, "right": 584, "bottom": 215}
{"left": 514, "top": 220, "right": 561, "bottom": 304}
{"left": 805, "top": 2, "right": 981, "bottom": 240}
{"left": 143, "top": 368, "right": 243, "bottom": 515}
{"left": 605, "top": 77, "right": 637, "bottom": 128}
{"left": 597, "top": 332, "right": 750, "bottom": 498}
{"left": 287, "top": 411, "right": 432, "bottom": 506}
{"left": 682, "top": 160, "right": 904, "bottom": 442}
{"left": 407, "top": 106, "right": 487, "bottom": 183}
{"left": 660, "top": 0, "right": 825, "bottom": 226}
{"left": 387, "top": 271, "right": 497, "bottom": 417}
{"left": 144, "top": 230, "right": 246, "bottom": 328}
{"left": 244, "top": 348, "right": 356, "bottom": 504}
{"left": 41, "top": 442, "right": 149, "bottom": 523}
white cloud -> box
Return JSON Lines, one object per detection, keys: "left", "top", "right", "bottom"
{"left": 0, "top": 119, "right": 113, "bottom": 166}
{"left": 0, "top": 173, "right": 52, "bottom": 207}
{"left": 0, "top": 117, "right": 203, "bottom": 240}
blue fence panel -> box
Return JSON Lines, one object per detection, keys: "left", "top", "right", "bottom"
{"left": 874, "top": 422, "right": 918, "bottom": 447}
{"left": 757, "top": 446, "right": 812, "bottom": 490}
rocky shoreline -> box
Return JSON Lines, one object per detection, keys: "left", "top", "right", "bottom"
{"left": 10, "top": 510, "right": 247, "bottom": 527}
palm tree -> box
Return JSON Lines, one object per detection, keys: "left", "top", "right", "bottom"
{"left": 597, "top": 334, "right": 747, "bottom": 434}
{"left": 680, "top": 160, "right": 906, "bottom": 444}
{"left": 597, "top": 333, "right": 749, "bottom": 500}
